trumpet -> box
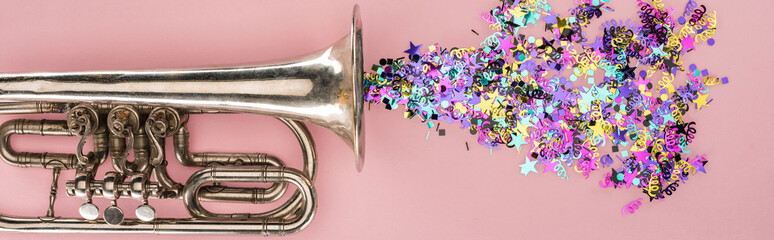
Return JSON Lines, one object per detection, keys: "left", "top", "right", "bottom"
{"left": 0, "top": 5, "right": 364, "bottom": 236}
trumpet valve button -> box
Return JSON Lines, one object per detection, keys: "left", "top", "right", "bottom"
{"left": 135, "top": 204, "right": 156, "bottom": 222}
{"left": 79, "top": 202, "right": 99, "bottom": 220}
{"left": 104, "top": 206, "right": 125, "bottom": 225}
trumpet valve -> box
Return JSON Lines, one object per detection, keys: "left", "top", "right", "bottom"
{"left": 102, "top": 172, "right": 123, "bottom": 200}
{"left": 70, "top": 172, "right": 94, "bottom": 199}
{"left": 130, "top": 173, "right": 149, "bottom": 200}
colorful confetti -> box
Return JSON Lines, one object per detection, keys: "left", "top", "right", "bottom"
{"left": 622, "top": 198, "right": 644, "bottom": 215}
{"left": 364, "top": 0, "right": 726, "bottom": 207}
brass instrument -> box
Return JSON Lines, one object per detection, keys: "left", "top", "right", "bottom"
{"left": 0, "top": 5, "right": 364, "bottom": 235}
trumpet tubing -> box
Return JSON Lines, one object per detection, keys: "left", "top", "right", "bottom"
{"left": 0, "top": 5, "right": 363, "bottom": 235}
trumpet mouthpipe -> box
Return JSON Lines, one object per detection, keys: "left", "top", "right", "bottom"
{"left": 0, "top": 101, "right": 68, "bottom": 114}
{"left": 0, "top": 101, "right": 225, "bottom": 115}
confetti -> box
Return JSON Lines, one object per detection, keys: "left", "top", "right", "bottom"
{"left": 622, "top": 198, "right": 643, "bottom": 215}
{"left": 519, "top": 157, "right": 539, "bottom": 176}
{"left": 364, "top": 0, "right": 726, "bottom": 207}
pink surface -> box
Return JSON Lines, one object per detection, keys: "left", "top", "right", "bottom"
{"left": 0, "top": 0, "right": 771, "bottom": 239}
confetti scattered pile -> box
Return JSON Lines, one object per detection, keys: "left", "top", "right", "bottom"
{"left": 364, "top": 0, "right": 727, "bottom": 206}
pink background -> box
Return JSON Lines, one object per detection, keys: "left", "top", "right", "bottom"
{"left": 0, "top": 0, "right": 772, "bottom": 239}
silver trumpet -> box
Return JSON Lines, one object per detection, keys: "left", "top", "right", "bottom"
{"left": 0, "top": 5, "right": 364, "bottom": 235}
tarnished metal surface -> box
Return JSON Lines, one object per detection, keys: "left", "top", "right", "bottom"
{"left": 0, "top": 5, "right": 362, "bottom": 235}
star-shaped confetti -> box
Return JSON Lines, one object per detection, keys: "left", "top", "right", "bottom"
{"left": 681, "top": 36, "right": 696, "bottom": 52}
{"left": 693, "top": 93, "right": 710, "bottom": 110}
{"left": 510, "top": 133, "right": 528, "bottom": 153}
{"left": 364, "top": 0, "right": 726, "bottom": 207}
{"left": 497, "top": 35, "right": 517, "bottom": 53}
{"left": 519, "top": 157, "right": 538, "bottom": 176}
{"left": 404, "top": 41, "right": 422, "bottom": 56}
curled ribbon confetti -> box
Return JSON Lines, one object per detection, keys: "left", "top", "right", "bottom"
{"left": 364, "top": 0, "right": 726, "bottom": 207}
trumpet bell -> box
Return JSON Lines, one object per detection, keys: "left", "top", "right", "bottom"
{"left": 0, "top": 5, "right": 366, "bottom": 171}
